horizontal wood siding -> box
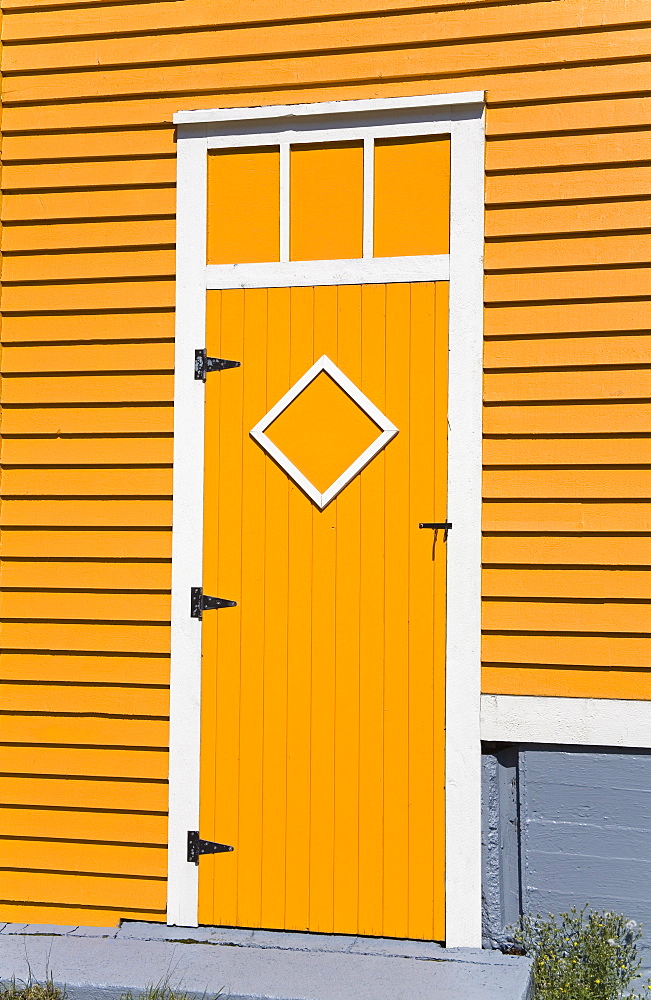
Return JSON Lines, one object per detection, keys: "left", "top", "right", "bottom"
{"left": 1, "top": 0, "right": 649, "bottom": 923}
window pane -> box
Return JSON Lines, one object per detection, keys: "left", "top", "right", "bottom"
{"left": 290, "top": 142, "right": 363, "bottom": 261}
{"left": 374, "top": 136, "right": 450, "bottom": 257}
{"left": 207, "top": 146, "right": 280, "bottom": 264}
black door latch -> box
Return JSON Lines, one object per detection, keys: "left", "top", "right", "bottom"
{"left": 419, "top": 521, "right": 452, "bottom": 540}
{"left": 191, "top": 586, "right": 237, "bottom": 619}
{"left": 187, "top": 830, "right": 234, "bottom": 864}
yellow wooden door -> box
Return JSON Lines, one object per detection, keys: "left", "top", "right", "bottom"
{"left": 199, "top": 280, "right": 448, "bottom": 940}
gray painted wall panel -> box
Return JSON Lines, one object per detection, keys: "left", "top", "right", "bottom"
{"left": 525, "top": 853, "right": 651, "bottom": 900}
{"left": 482, "top": 749, "right": 521, "bottom": 949}
{"left": 483, "top": 745, "right": 651, "bottom": 972}
{"left": 524, "top": 822, "right": 651, "bottom": 860}
{"left": 524, "top": 784, "right": 651, "bottom": 825}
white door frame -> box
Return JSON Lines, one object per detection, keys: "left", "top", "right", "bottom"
{"left": 168, "top": 92, "right": 485, "bottom": 947}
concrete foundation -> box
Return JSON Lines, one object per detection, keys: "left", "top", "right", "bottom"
{"left": 0, "top": 922, "right": 531, "bottom": 1000}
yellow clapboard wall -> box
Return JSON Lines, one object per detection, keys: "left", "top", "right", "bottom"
{"left": 1, "top": 0, "right": 651, "bottom": 924}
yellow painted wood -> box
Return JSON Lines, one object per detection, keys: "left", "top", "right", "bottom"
{"left": 0, "top": 869, "right": 166, "bottom": 911}
{"left": 207, "top": 147, "right": 280, "bottom": 264}
{"left": 0, "top": 591, "right": 169, "bottom": 622}
{"left": 0, "top": 650, "right": 169, "bottom": 684}
{"left": 482, "top": 633, "right": 651, "bottom": 670}
{"left": 1, "top": 682, "right": 168, "bottom": 716}
{"left": 0, "top": 746, "right": 167, "bottom": 781}
{"left": 307, "top": 284, "right": 337, "bottom": 932}
{"left": 199, "top": 283, "right": 447, "bottom": 939}
{"left": 481, "top": 666, "right": 651, "bottom": 701}
{"left": 4, "top": 0, "right": 650, "bottom": 928}
{"left": 1, "top": 374, "right": 173, "bottom": 405}
{"left": 0, "top": 840, "right": 167, "bottom": 878}
{"left": 290, "top": 142, "right": 363, "bottom": 261}
{"left": 0, "top": 715, "right": 168, "bottom": 748}
{"left": 285, "top": 286, "right": 317, "bottom": 931}
{"left": 0, "top": 902, "right": 161, "bottom": 929}
{"left": 1, "top": 436, "right": 173, "bottom": 466}
{"left": 483, "top": 532, "right": 651, "bottom": 565}
{"left": 259, "top": 287, "right": 290, "bottom": 929}
{"left": 356, "top": 282, "right": 386, "bottom": 936}
{"left": 374, "top": 137, "right": 450, "bottom": 258}
{"left": 3, "top": 341, "right": 173, "bottom": 374}
{"left": 0, "top": 807, "right": 167, "bottom": 844}
{"left": 3, "top": 4, "right": 651, "bottom": 927}
{"left": 2, "top": 218, "right": 175, "bottom": 253}
{"left": 0, "top": 622, "right": 169, "bottom": 654}
{"left": 0, "top": 528, "right": 171, "bottom": 558}
{"left": 0, "top": 408, "right": 173, "bottom": 436}
{"left": 2, "top": 312, "right": 174, "bottom": 344}
{"left": 0, "top": 776, "right": 167, "bottom": 813}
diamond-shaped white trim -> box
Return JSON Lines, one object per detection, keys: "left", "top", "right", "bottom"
{"left": 250, "top": 355, "right": 398, "bottom": 509}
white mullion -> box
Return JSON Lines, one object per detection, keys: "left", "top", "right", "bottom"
{"left": 363, "top": 137, "right": 374, "bottom": 259}
{"left": 280, "top": 142, "right": 290, "bottom": 262}
{"left": 205, "top": 255, "right": 449, "bottom": 289}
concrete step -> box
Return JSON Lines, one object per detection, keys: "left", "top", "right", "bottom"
{"left": 0, "top": 923, "right": 531, "bottom": 1000}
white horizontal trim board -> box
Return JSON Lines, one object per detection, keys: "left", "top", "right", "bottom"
{"left": 174, "top": 92, "right": 485, "bottom": 125}
{"left": 205, "top": 122, "right": 468, "bottom": 149}
{"left": 206, "top": 256, "right": 449, "bottom": 290}
{"left": 170, "top": 91, "right": 486, "bottom": 948}
{"left": 481, "top": 695, "right": 651, "bottom": 749}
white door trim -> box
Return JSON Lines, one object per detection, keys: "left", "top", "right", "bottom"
{"left": 169, "top": 92, "right": 485, "bottom": 946}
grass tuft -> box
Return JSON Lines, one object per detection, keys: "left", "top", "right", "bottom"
{"left": 0, "top": 977, "right": 65, "bottom": 1000}
{"left": 0, "top": 975, "right": 224, "bottom": 1000}
{"left": 120, "top": 981, "right": 224, "bottom": 1000}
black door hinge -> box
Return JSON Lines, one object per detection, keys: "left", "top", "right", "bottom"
{"left": 195, "top": 348, "right": 240, "bottom": 381}
{"left": 191, "top": 586, "right": 237, "bottom": 619}
{"left": 187, "top": 830, "right": 234, "bottom": 864}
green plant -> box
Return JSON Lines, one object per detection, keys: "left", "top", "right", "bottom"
{"left": 119, "top": 982, "right": 224, "bottom": 1000}
{"left": 512, "top": 906, "right": 650, "bottom": 1000}
{"left": 0, "top": 976, "right": 65, "bottom": 1000}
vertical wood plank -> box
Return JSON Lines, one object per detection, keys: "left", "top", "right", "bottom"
{"left": 284, "top": 285, "right": 315, "bottom": 929}
{"left": 357, "top": 283, "right": 387, "bottom": 935}
{"left": 433, "top": 281, "right": 449, "bottom": 941}
{"left": 382, "top": 282, "right": 411, "bottom": 937}
{"left": 205, "top": 288, "right": 245, "bottom": 923}
{"left": 235, "top": 287, "right": 268, "bottom": 927}
{"left": 260, "top": 287, "right": 291, "bottom": 929}
{"left": 198, "top": 289, "right": 221, "bottom": 925}
{"left": 332, "top": 284, "right": 362, "bottom": 931}
{"left": 308, "top": 284, "right": 338, "bottom": 932}
{"left": 407, "top": 282, "right": 437, "bottom": 939}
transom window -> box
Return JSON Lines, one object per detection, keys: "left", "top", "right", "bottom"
{"left": 206, "top": 135, "right": 450, "bottom": 265}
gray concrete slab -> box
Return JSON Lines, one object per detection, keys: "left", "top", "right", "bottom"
{"left": 69, "top": 929, "right": 119, "bottom": 939}
{"left": 0, "top": 925, "right": 78, "bottom": 936}
{"left": 0, "top": 924, "right": 532, "bottom": 1000}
